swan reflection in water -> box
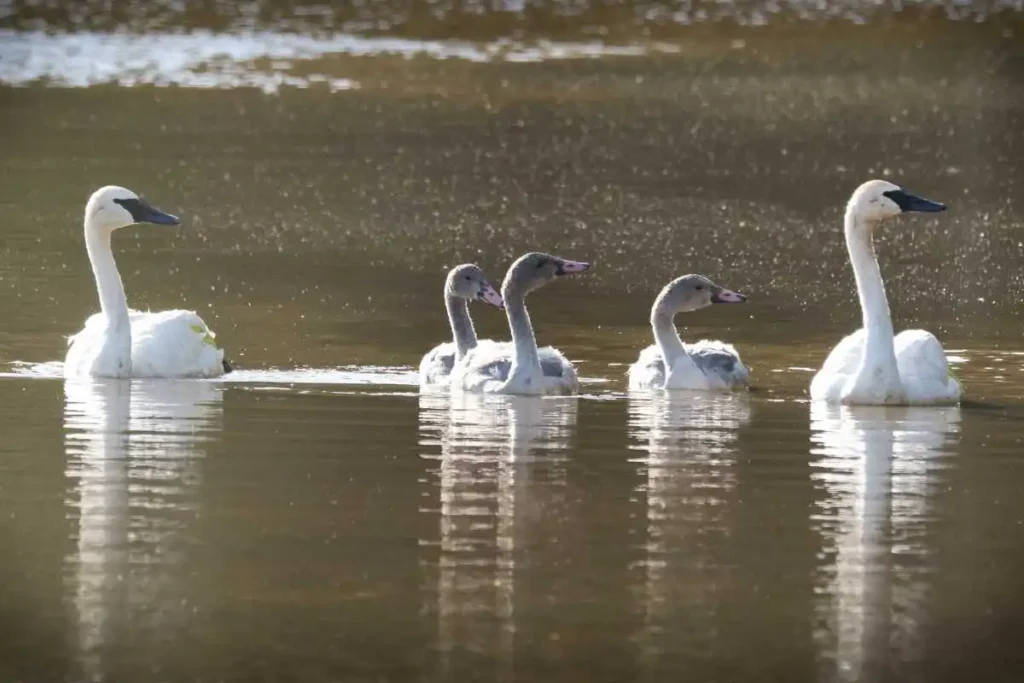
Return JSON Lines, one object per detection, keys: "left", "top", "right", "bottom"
{"left": 63, "top": 378, "right": 223, "bottom": 679}
{"left": 810, "top": 403, "right": 960, "bottom": 682}
{"left": 627, "top": 391, "right": 751, "bottom": 670}
{"left": 418, "top": 390, "right": 578, "bottom": 680}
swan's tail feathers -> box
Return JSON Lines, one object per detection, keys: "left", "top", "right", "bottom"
{"left": 222, "top": 358, "right": 233, "bottom": 374}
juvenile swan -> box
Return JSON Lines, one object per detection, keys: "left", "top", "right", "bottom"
{"left": 628, "top": 274, "right": 750, "bottom": 391}
{"left": 419, "top": 264, "right": 504, "bottom": 386}
{"left": 64, "top": 186, "right": 230, "bottom": 379}
{"left": 810, "top": 179, "right": 959, "bottom": 405}
{"left": 451, "top": 252, "right": 590, "bottom": 395}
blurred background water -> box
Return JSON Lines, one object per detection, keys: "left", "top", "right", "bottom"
{"left": 1, "top": 2, "right": 1023, "bottom": 681}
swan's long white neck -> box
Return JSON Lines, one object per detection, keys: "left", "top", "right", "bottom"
{"left": 84, "top": 220, "right": 130, "bottom": 331}
{"left": 651, "top": 300, "right": 687, "bottom": 368}
{"left": 445, "top": 294, "right": 477, "bottom": 359}
{"left": 845, "top": 206, "right": 896, "bottom": 363}
{"left": 503, "top": 288, "right": 541, "bottom": 375}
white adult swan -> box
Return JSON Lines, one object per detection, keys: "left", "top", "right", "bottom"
{"left": 419, "top": 263, "right": 504, "bottom": 386}
{"left": 451, "top": 252, "right": 590, "bottom": 395}
{"left": 810, "top": 179, "right": 959, "bottom": 405}
{"left": 64, "top": 186, "right": 230, "bottom": 379}
{"left": 628, "top": 274, "right": 750, "bottom": 391}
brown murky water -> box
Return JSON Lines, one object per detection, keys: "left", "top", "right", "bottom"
{"left": 2, "top": 5, "right": 1024, "bottom": 681}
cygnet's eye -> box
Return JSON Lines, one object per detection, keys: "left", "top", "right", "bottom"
{"left": 695, "top": 285, "right": 704, "bottom": 291}
{"left": 464, "top": 275, "right": 472, "bottom": 281}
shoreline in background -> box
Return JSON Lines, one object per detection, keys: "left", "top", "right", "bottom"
{"left": 2, "top": 0, "right": 1022, "bottom": 40}
{"left": 0, "top": 17, "right": 1018, "bottom": 92}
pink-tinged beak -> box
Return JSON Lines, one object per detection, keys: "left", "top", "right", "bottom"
{"left": 555, "top": 259, "right": 591, "bottom": 276}
{"left": 711, "top": 287, "right": 747, "bottom": 304}
{"left": 480, "top": 283, "right": 504, "bottom": 309}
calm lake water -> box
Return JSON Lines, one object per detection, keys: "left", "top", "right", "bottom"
{"left": 2, "top": 4, "right": 1024, "bottom": 681}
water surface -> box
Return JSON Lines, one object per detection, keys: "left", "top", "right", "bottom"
{"left": 2, "top": 7, "right": 1024, "bottom": 681}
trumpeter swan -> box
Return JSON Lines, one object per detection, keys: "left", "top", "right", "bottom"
{"left": 64, "top": 186, "right": 230, "bottom": 379}
{"left": 810, "top": 179, "right": 959, "bottom": 405}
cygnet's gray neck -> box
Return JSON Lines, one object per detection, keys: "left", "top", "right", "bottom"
{"left": 503, "top": 287, "right": 541, "bottom": 374}
{"left": 445, "top": 294, "right": 477, "bottom": 359}
{"left": 651, "top": 305, "right": 687, "bottom": 367}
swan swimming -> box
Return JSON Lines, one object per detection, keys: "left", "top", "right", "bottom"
{"left": 451, "top": 252, "right": 590, "bottom": 395}
{"left": 810, "top": 179, "right": 959, "bottom": 405}
{"left": 64, "top": 186, "right": 230, "bottom": 379}
{"left": 628, "top": 274, "right": 750, "bottom": 391}
{"left": 419, "top": 263, "right": 504, "bottom": 387}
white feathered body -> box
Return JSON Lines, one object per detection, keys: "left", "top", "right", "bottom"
{"left": 810, "top": 328, "right": 960, "bottom": 405}
{"left": 450, "top": 340, "right": 578, "bottom": 395}
{"left": 65, "top": 308, "right": 226, "bottom": 379}
{"left": 628, "top": 340, "right": 750, "bottom": 391}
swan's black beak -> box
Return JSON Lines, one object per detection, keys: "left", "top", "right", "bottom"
{"left": 883, "top": 189, "right": 946, "bottom": 213}
{"left": 114, "top": 197, "right": 180, "bottom": 225}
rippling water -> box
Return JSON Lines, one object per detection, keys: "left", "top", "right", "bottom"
{"left": 2, "top": 5, "right": 1024, "bottom": 682}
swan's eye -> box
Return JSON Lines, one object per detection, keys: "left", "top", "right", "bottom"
{"left": 695, "top": 285, "right": 703, "bottom": 291}
{"left": 464, "top": 276, "right": 472, "bottom": 281}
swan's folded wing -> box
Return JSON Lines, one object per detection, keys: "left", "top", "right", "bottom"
{"left": 809, "top": 329, "right": 867, "bottom": 401}
{"left": 817, "top": 329, "right": 866, "bottom": 377}
{"left": 419, "top": 342, "right": 457, "bottom": 385}
{"left": 895, "top": 329, "right": 947, "bottom": 379}
{"left": 685, "top": 339, "right": 750, "bottom": 388}
{"left": 895, "top": 329, "right": 960, "bottom": 402}
{"left": 130, "top": 309, "right": 226, "bottom": 378}
{"left": 538, "top": 346, "right": 572, "bottom": 378}
{"left": 67, "top": 311, "right": 109, "bottom": 347}
{"left": 451, "top": 342, "right": 575, "bottom": 392}
{"left": 457, "top": 342, "right": 569, "bottom": 378}
{"left": 451, "top": 342, "right": 513, "bottom": 391}
{"left": 627, "top": 345, "right": 666, "bottom": 390}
